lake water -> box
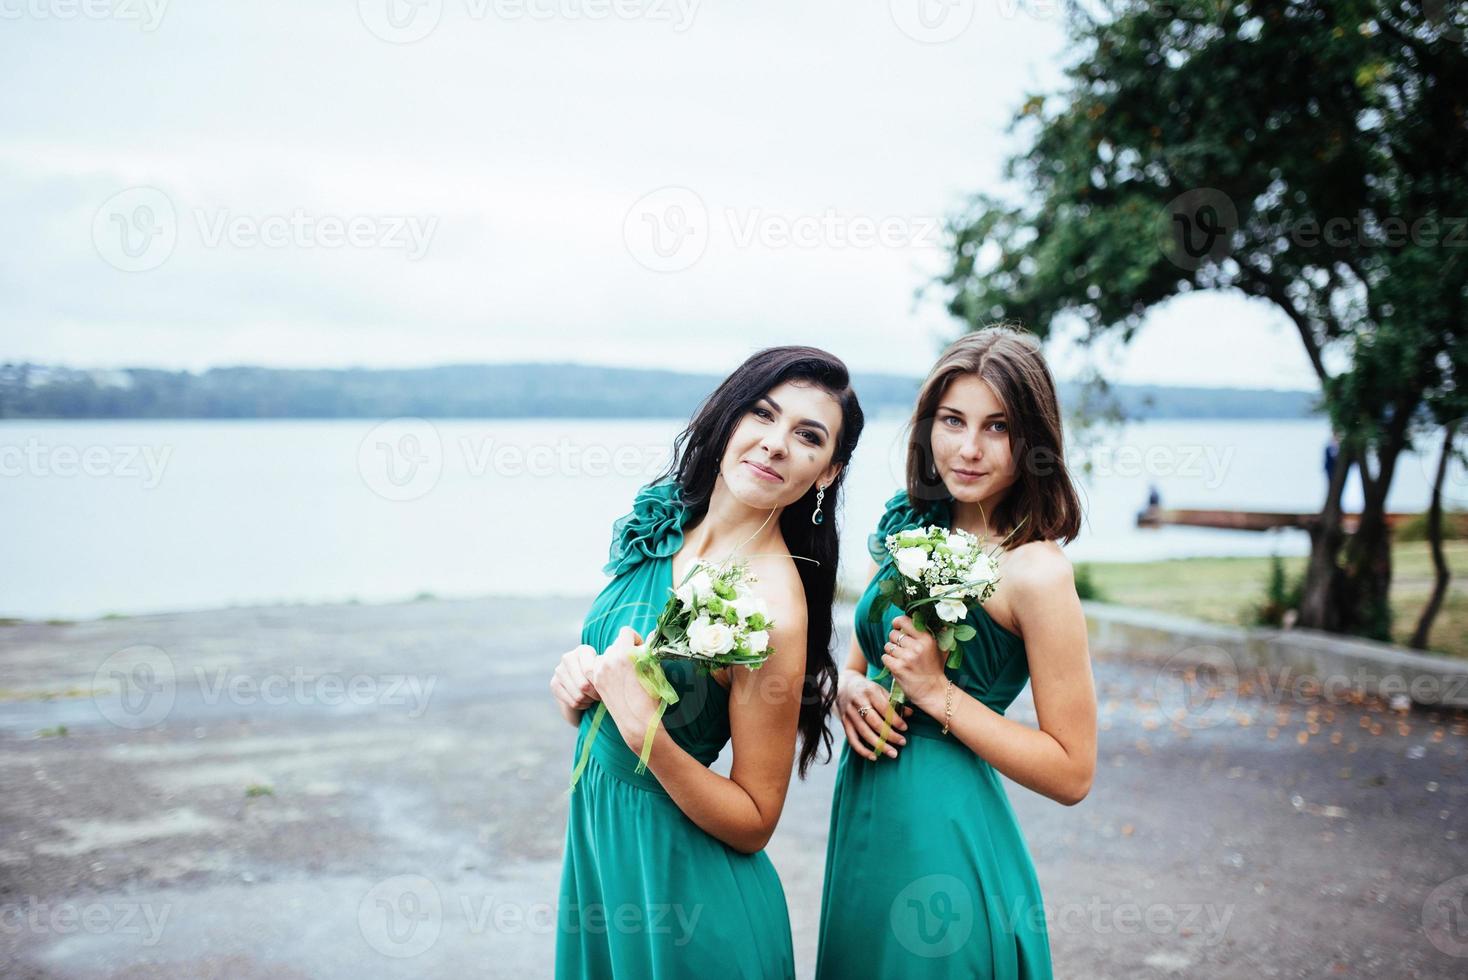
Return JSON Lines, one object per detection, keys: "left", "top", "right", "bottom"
{"left": 4, "top": 416, "right": 1463, "bottom": 620}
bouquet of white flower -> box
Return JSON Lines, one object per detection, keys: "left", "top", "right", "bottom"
{"left": 866, "top": 524, "right": 1003, "bottom": 757}
{"left": 568, "top": 559, "right": 774, "bottom": 792}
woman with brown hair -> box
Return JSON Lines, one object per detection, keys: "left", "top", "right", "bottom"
{"left": 815, "top": 324, "right": 1096, "bottom": 979}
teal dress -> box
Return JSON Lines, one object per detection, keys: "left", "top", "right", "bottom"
{"left": 815, "top": 490, "right": 1053, "bottom": 979}
{"left": 555, "top": 481, "right": 796, "bottom": 980}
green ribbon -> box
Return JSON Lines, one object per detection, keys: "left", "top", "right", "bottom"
{"left": 567, "top": 643, "right": 681, "bottom": 793}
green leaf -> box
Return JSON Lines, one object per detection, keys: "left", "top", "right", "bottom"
{"left": 953, "top": 624, "right": 977, "bottom": 641}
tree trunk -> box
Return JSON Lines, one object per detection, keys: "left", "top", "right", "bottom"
{"left": 1411, "top": 422, "right": 1457, "bottom": 649}
{"left": 1298, "top": 444, "right": 1353, "bottom": 631}
{"left": 1338, "top": 399, "right": 1417, "bottom": 641}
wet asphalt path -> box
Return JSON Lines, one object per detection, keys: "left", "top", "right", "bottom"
{"left": 1, "top": 597, "right": 1465, "bottom": 978}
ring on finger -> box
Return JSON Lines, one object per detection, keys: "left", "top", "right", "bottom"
{"left": 858, "top": 705, "right": 871, "bottom": 718}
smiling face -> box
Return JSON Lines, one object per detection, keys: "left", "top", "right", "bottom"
{"left": 718, "top": 379, "right": 845, "bottom": 510}
{"left": 929, "top": 373, "right": 1019, "bottom": 511}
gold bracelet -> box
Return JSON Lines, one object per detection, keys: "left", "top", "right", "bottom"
{"left": 941, "top": 679, "right": 955, "bottom": 735}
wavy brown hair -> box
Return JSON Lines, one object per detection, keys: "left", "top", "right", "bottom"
{"left": 905, "top": 324, "right": 1082, "bottom": 547}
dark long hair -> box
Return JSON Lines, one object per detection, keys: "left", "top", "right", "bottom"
{"left": 659, "top": 346, "right": 864, "bottom": 778}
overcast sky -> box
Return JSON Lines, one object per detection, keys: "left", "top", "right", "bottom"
{"left": 0, "top": 0, "right": 1320, "bottom": 389}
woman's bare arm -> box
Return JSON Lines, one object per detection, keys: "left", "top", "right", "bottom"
{"left": 639, "top": 569, "right": 808, "bottom": 854}
{"left": 907, "top": 546, "right": 1097, "bottom": 805}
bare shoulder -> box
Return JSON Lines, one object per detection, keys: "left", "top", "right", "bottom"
{"left": 1004, "top": 540, "right": 1075, "bottom": 597}
{"left": 747, "top": 553, "right": 808, "bottom": 632}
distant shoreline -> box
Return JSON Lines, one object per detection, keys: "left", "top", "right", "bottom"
{"left": 0, "top": 362, "right": 1322, "bottom": 421}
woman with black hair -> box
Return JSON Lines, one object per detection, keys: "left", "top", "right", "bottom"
{"left": 550, "top": 346, "right": 865, "bottom": 979}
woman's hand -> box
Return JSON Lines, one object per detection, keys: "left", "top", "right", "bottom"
{"left": 836, "top": 668, "right": 913, "bottom": 761}
{"left": 550, "top": 644, "right": 600, "bottom": 712}
{"left": 881, "top": 615, "right": 948, "bottom": 716}
{"left": 550, "top": 644, "right": 600, "bottom": 727}
{"left": 590, "top": 627, "right": 663, "bottom": 749}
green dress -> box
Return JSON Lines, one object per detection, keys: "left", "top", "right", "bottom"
{"left": 555, "top": 481, "right": 796, "bottom": 980}
{"left": 815, "top": 490, "right": 1053, "bottom": 979}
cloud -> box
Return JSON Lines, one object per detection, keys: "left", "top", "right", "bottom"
{"left": 0, "top": 1, "right": 1314, "bottom": 388}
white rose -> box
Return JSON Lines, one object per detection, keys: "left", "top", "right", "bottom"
{"left": 730, "top": 592, "right": 768, "bottom": 623}
{"left": 675, "top": 569, "right": 715, "bottom": 609}
{"left": 745, "top": 630, "right": 770, "bottom": 655}
{"left": 934, "top": 598, "right": 969, "bottom": 623}
{"left": 963, "top": 557, "right": 997, "bottom": 593}
{"left": 894, "top": 546, "right": 931, "bottom": 581}
{"left": 687, "top": 616, "right": 736, "bottom": 658}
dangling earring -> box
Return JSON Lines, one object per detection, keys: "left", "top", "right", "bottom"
{"left": 811, "top": 483, "right": 827, "bottom": 525}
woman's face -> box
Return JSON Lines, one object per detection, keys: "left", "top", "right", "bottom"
{"left": 928, "top": 373, "right": 1018, "bottom": 509}
{"left": 718, "top": 380, "right": 844, "bottom": 511}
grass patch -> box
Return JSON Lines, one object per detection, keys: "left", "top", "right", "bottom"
{"left": 1086, "top": 540, "right": 1468, "bottom": 659}
{"left": 244, "top": 784, "right": 275, "bottom": 798}
{"left": 0, "top": 687, "right": 93, "bottom": 702}
{"left": 36, "top": 725, "right": 68, "bottom": 738}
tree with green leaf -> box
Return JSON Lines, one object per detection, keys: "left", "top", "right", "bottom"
{"left": 941, "top": 0, "right": 1467, "bottom": 640}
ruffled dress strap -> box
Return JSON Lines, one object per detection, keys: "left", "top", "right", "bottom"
{"left": 866, "top": 489, "right": 952, "bottom": 565}
{"left": 602, "top": 480, "right": 691, "bottom": 578}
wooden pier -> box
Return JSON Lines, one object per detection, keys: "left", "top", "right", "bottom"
{"left": 1135, "top": 507, "right": 1418, "bottom": 534}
